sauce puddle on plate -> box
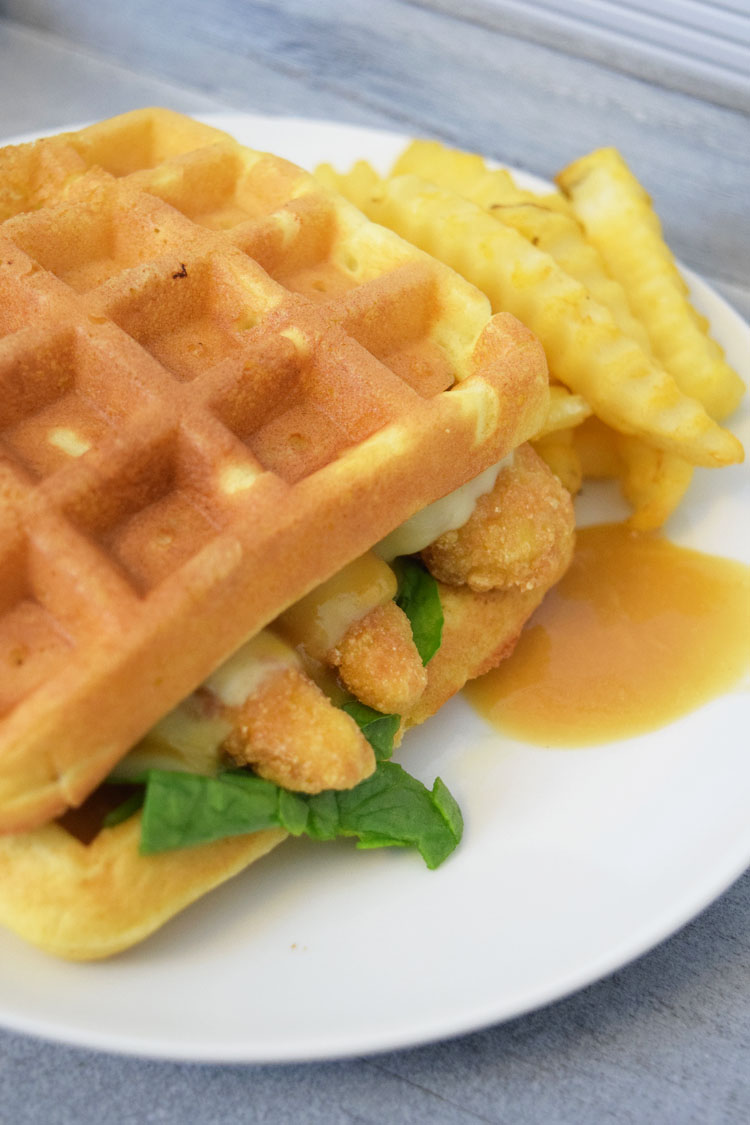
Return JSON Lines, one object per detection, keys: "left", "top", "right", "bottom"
{"left": 465, "top": 523, "right": 750, "bottom": 745}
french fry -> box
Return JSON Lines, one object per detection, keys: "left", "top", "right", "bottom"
{"left": 572, "top": 419, "right": 692, "bottom": 527}
{"left": 614, "top": 434, "right": 694, "bottom": 531}
{"left": 392, "top": 142, "right": 701, "bottom": 529}
{"left": 394, "top": 141, "right": 652, "bottom": 354}
{"left": 572, "top": 416, "right": 622, "bottom": 479}
{"left": 532, "top": 427, "right": 583, "bottom": 495}
{"left": 393, "top": 140, "right": 571, "bottom": 215}
{"left": 557, "top": 148, "right": 744, "bottom": 420}
{"left": 319, "top": 163, "right": 742, "bottom": 470}
{"left": 537, "top": 384, "right": 591, "bottom": 437}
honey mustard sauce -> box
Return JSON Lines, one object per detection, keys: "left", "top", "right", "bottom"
{"left": 465, "top": 523, "right": 750, "bottom": 745}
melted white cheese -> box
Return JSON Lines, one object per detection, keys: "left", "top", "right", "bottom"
{"left": 204, "top": 630, "right": 301, "bottom": 706}
{"left": 373, "top": 453, "right": 513, "bottom": 562}
{"left": 110, "top": 706, "right": 233, "bottom": 779}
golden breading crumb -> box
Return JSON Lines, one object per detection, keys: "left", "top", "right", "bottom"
{"left": 329, "top": 601, "right": 428, "bottom": 715}
{"left": 222, "top": 667, "right": 375, "bottom": 792}
{"left": 421, "top": 443, "right": 575, "bottom": 593}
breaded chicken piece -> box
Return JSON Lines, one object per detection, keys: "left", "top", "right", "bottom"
{"left": 402, "top": 554, "right": 574, "bottom": 733}
{"left": 222, "top": 667, "right": 375, "bottom": 793}
{"left": 328, "top": 601, "right": 428, "bottom": 714}
{"left": 421, "top": 443, "right": 575, "bottom": 593}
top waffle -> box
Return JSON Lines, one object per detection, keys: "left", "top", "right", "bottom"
{"left": 0, "top": 109, "right": 548, "bottom": 833}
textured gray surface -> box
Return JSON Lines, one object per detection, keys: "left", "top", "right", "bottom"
{"left": 3, "top": 0, "right": 750, "bottom": 294}
{"left": 412, "top": 0, "right": 750, "bottom": 112}
{"left": 0, "top": 8, "right": 748, "bottom": 1121}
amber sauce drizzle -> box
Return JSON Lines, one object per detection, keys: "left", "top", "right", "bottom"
{"left": 465, "top": 523, "right": 750, "bottom": 745}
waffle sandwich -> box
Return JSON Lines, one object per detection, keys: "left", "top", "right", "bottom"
{"left": 0, "top": 110, "right": 573, "bottom": 958}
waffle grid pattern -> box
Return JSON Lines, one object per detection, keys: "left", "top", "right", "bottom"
{"left": 0, "top": 109, "right": 547, "bottom": 830}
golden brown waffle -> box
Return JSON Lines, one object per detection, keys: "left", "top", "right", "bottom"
{"left": 0, "top": 109, "right": 549, "bottom": 834}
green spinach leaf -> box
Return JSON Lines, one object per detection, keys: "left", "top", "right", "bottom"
{"left": 394, "top": 557, "right": 444, "bottom": 665}
{"left": 138, "top": 761, "right": 462, "bottom": 868}
{"left": 341, "top": 700, "right": 399, "bottom": 760}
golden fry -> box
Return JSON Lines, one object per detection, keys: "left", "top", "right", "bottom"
{"left": 615, "top": 434, "right": 694, "bottom": 531}
{"left": 572, "top": 416, "right": 622, "bottom": 479}
{"left": 537, "top": 384, "right": 592, "bottom": 437}
{"left": 394, "top": 140, "right": 650, "bottom": 352}
{"left": 393, "top": 139, "right": 571, "bottom": 213}
{"left": 322, "top": 164, "right": 742, "bottom": 469}
{"left": 532, "top": 427, "right": 583, "bottom": 495}
{"left": 572, "top": 417, "right": 693, "bottom": 528}
{"left": 557, "top": 147, "right": 744, "bottom": 420}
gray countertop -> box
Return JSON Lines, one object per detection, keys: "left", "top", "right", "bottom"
{"left": 0, "top": 6, "right": 748, "bottom": 1122}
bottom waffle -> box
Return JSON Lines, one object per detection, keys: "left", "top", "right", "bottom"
{"left": 0, "top": 477, "right": 573, "bottom": 961}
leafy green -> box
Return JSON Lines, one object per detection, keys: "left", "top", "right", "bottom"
{"left": 103, "top": 701, "right": 402, "bottom": 837}
{"left": 393, "top": 557, "right": 444, "bottom": 665}
{"left": 138, "top": 762, "right": 462, "bottom": 868}
{"left": 110, "top": 668, "right": 463, "bottom": 869}
{"left": 307, "top": 762, "right": 463, "bottom": 868}
{"left": 140, "top": 771, "right": 286, "bottom": 853}
{"left": 341, "top": 700, "right": 399, "bottom": 760}
{"left": 101, "top": 791, "right": 145, "bottom": 828}
{"left": 430, "top": 777, "right": 463, "bottom": 837}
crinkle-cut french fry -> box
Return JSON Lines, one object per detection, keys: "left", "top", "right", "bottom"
{"left": 537, "top": 385, "right": 591, "bottom": 437}
{"left": 557, "top": 147, "right": 744, "bottom": 420}
{"left": 572, "top": 418, "right": 691, "bottom": 527}
{"left": 532, "top": 427, "right": 582, "bottom": 494}
{"left": 485, "top": 202, "right": 654, "bottom": 352}
{"left": 323, "top": 164, "right": 742, "bottom": 469}
{"left": 316, "top": 159, "right": 380, "bottom": 208}
{"left": 615, "top": 434, "right": 694, "bottom": 531}
{"left": 393, "top": 140, "right": 571, "bottom": 214}
{"left": 394, "top": 140, "right": 501, "bottom": 190}
{"left": 394, "top": 141, "right": 651, "bottom": 352}
{"left": 572, "top": 417, "right": 623, "bottom": 479}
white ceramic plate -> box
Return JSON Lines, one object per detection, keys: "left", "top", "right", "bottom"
{"left": 0, "top": 114, "right": 748, "bottom": 1063}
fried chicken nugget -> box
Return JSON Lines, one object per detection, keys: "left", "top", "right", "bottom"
{"left": 421, "top": 444, "right": 575, "bottom": 593}
{"left": 329, "top": 601, "right": 428, "bottom": 714}
{"left": 222, "top": 666, "right": 375, "bottom": 793}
